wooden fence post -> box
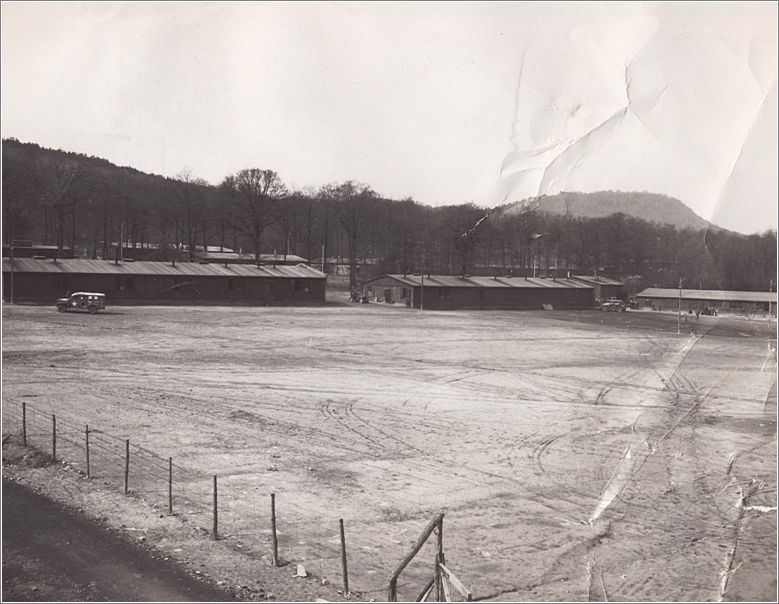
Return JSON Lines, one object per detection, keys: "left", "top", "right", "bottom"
{"left": 435, "top": 554, "right": 441, "bottom": 602}
{"left": 168, "top": 457, "right": 173, "bottom": 515}
{"left": 85, "top": 425, "right": 90, "bottom": 478}
{"left": 386, "top": 513, "right": 444, "bottom": 602}
{"left": 22, "top": 402, "right": 26, "bottom": 446}
{"left": 271, "top": 493, "right": 279, "bottom": 566}
{"left": 124, "top": 439, "right": 129, "bottom": 494}
{"left": 339, "top": 518, "right": 349, "bottom": 594}
{"left": 52, "top": 415, "right": 56, "bottom": 460}
{"left": 212, "top": 475, "right": 218, "bottom": 540}
{"left": 435, "top": 516, "right": 444, "bottom": 601}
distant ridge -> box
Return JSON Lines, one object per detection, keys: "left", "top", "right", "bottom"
{"left": 507, "top": 191, "right": 716, "bottom": 231}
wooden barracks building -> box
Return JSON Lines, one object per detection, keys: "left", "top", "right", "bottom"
{"left": 361, "top": 274, "right": 595, "bottom": 310}
{"left": 2, "top": 258, "right": 326, "bottom": 305}
{"left": 636, "top": 288, "right": 776, "bottom": 314}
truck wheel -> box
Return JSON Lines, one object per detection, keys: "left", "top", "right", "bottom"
{"left": 57, "top": 304, "right": 67, "bottom": 313}
{"left": 88, "top": 305, "right": 98, "bottom": 314}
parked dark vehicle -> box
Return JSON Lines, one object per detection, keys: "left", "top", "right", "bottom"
{"left": 600, "top": 298, "right": 626, "bottom": 312}
{"left": 56, "top": 292, "right": 106, "bottom": 314}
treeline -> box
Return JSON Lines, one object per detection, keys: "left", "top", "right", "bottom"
{"left": 2, "top": 138, "right": 775, "bottom": 292}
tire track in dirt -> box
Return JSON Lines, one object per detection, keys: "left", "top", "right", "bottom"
{"left": 319, "top": 398, "right": 512, "bottom": 488}
{"left": 577, "top": 321, "right": 767, "bottom": 600}
{"left": 593, "top": 367, "right": 645, "bottom": 406}
{"left": 530, "top": 333, "right": 712, "bottom": 600}
{"left": 532, "top": 431, "right": 572, "bottom": 476}
{"left": 80, "top": 385, "right": 382, "bottom": 462}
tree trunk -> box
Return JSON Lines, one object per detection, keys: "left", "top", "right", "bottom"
{"left": 348, "top": 234, "right": 357, "bottom": 289}
{"left": 102, "top": 201, "right": 108, "bottom": 259}
{"left": 55, "top": 202, "right": 65, "bottom": 256}
{"left": 70, "top": 200, "right": 77, "bottom": 256}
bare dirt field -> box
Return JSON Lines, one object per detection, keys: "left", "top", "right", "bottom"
{"left": 2, "top": 303, "right": 776, "bottom": 601}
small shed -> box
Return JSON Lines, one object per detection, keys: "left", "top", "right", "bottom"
{"left": 3, "top": 258, "right": 326, "bottom": 305}
{"left": 361, "top": 274, "right": 594, "bottom": 310}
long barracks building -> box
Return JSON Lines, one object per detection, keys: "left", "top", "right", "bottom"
{"left": 2, "top": 258, "right": 326, "bottom": 305}
{"left": 636, "top": 288, "right": 776, "bottom": 314}
{"left": 361, "top": 274, "right": 595, "bottom": 310}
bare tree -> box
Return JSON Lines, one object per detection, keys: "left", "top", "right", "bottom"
{"left": 221, "top": 169, "right": 287, "bottom": 264}
{"left": 31, "top": 158, "right": 84, "bottom": 256}
{"left": 174, "top": 168, "right": 211, "bottom": 261}
{"left": 321, "top": 181, "right": 376, "bottom": 289}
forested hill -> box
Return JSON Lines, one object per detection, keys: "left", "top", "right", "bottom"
{"left": 2, "top": 138, "right": 776, "bottom": 293}
{"left": 508, "top": 191, "right": 714, "bottom": 231}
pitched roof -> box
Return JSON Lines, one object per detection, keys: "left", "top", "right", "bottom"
{"left": 195, "top": 252, "right": 309, "bottom": 263}
{"left": 571, "top": 275, "right": 623, "bottom": 286}
{"left": 363, "top": 274, "right": 593, "bottom": 289}
{"left": 636, "top": 288, "right": 776, "bottom": 303}
{"left": 2, "top": 258, "right": 326, "bottom": 279}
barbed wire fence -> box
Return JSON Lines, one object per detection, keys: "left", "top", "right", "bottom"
{"left": 2, "top": 402, "right": 455, "bottom": 599}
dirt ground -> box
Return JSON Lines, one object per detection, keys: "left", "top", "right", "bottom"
{"left": 2, "top": 476, "right": 235, "bottom": 601}
{"left": 2, "top": 303, "right": 776, "bottom": 601}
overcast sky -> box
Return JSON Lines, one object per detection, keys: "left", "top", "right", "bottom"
{"left": 2, "top": 1, "right": 776, "bottom": 234}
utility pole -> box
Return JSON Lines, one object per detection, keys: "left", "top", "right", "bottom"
{"left": 420, "top": 272, "right": 424, "bottom": 311}
{"left": 677, "top": 277, "right": 683, "bottom": 335}
{"left": 769, "top": 279, "right": 773, "bottom": 323}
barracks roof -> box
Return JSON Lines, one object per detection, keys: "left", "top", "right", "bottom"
{"left": 2, "top": 258, "right": 326, "bottom": 279}
{"left": 363, "top": 274, "right": 593, "bottom": 289}
{"left": 636, "top": 288, "right": 776, "bottom": 303}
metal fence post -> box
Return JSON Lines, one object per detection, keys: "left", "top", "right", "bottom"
{"left": 85, "top": 425, "right": 90, "bottom": 478}
{"left": 168, "top": 457, "right": 173, "bottom": 515}
{"left": 271, "top": 493, "right": 279, "bottom": 566}
{"left": 22, "top": 402, "right": 26, "bottom": 446}
{"left": 124, "top": 439, "right": 129, "bottom": 494}
{"left": 52, "top": 415, "right": 57, "bottom": 460}
{"left": 212, "top": 475, "right": 218, "bottom": 540}
{"left": 340, "top": 518, "right": 349, "bottom": 594}
{"left": 435, "top": 516, "right": 444, "bottom": 601}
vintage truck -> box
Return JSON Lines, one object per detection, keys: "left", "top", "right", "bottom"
{"left": 56, "top": 292, "right": 106, "bottom": 314}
